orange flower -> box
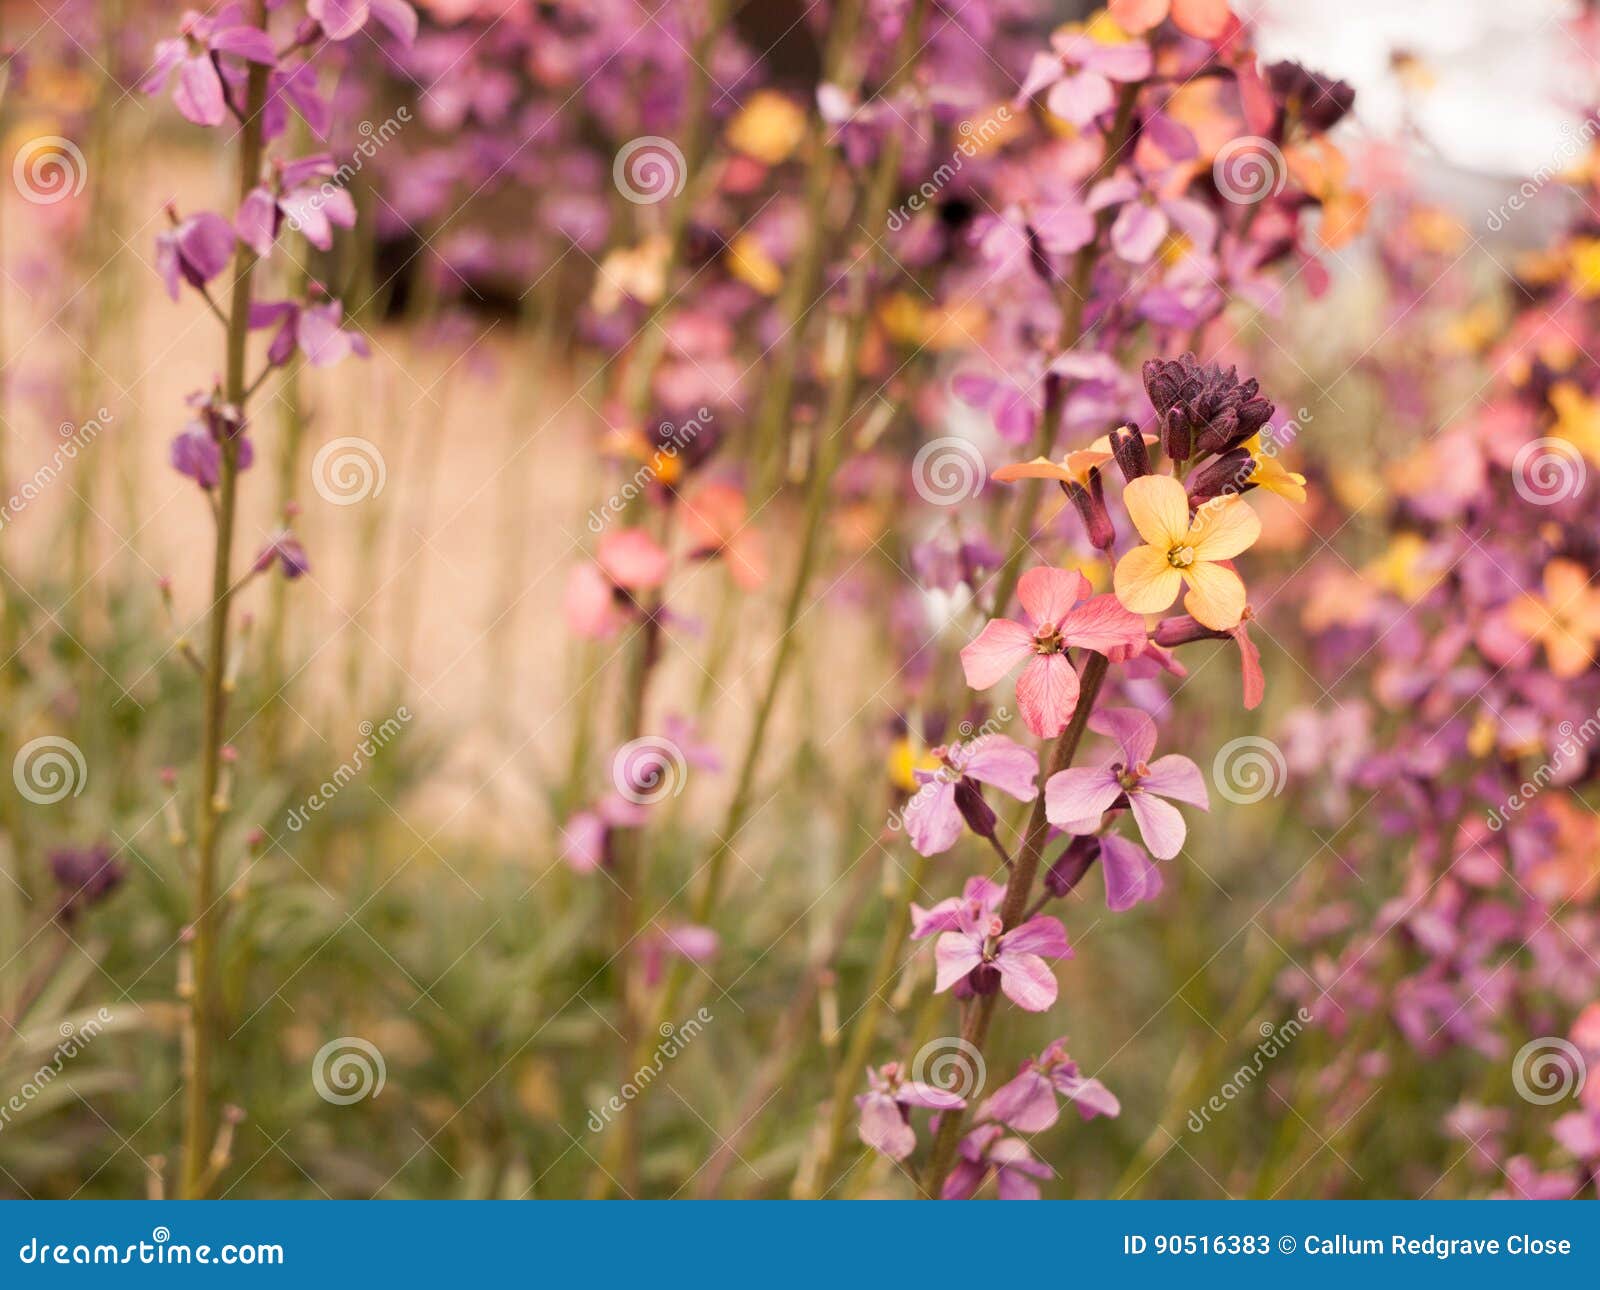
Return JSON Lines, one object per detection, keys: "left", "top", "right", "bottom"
{"left": 1506, "top": 558, "right": 1600, "bottom": 678}
{"left": 1109, "top": 0, "right": 1230, "bottom": 40}
{"left": 991, "top": 431, "right": 1156, "bottom": 488}
{"left": 1112, "top": 474, "right": 1258, "bottom": 630}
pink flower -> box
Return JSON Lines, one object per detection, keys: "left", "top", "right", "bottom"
{"left": 978, "top": 1038, "right": 1120, "bottom": 1132}
{"left": 934, "top": 909, "right": 1072, "bottom": 1012}
{"left": 1088, "top": 174, "right": 1219, "bottom": 265}
{"left": 901, "top": 736, "right": 1039, "bottom": 857}
{"left": 942, "top": 1124, "right": 1053, "bottom": 1199}
{"left": 910, "top": 876, "right": 1006, "bottom": 941}
{"left": 237, "top": 156, "right": 357, "bottom": 256}
{"left": 1044, "top": 707, "right": 1208, "bottom": 859}
{"left": 155, "top": 211, "right": 236, "bottom": 300}
{"left": 308, "top": 0, "right": 419, "bottom": 45}
{"left": 564, "top": 529, "right": 670, "bottom": 639}
{"left": 638, "top": 923, "right": 718, "bottom": 987}
{"left": 1016, "top": 33, "right": 1151, "bottom": 128}
{"left": 856, "top": 1062, "right": 966, "bottom": 1161}
{"left": 560, "top": 794, "right": 647, "bottom": 872}
{"left": 960, "top": 567, "right": 1146, "bottom": 739}
{"left": 142, "top": 7, "right": 279, "bottom": 128}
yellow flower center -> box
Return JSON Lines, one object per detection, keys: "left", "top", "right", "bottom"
{"left": 1167, "top": 544, "right": 1196, "bottom": 570}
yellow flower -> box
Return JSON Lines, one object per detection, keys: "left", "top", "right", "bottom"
{"left": 1362, "top": 532, "right": 1440, "bottom": 603}
{"left": 888, "top": 735, "right": 940, "bottom": 794}
{"left": 1241, "top": 433, "right": 1307, "bottom": 503}
{"left": 1507, "top": 558, "right": 1600, "bottom": 678}
{"left": 726, "top": 233, "right": 782, "bottom": 296}
{"left": 591, "top": 235, "right": 670, "bottom": 312}
{"left": 992, "top": 432, "right": 1157, "bottom": 489}
{"left": 1113, "top": 474, "right": 1259, "bottom": 630}
{"left": 726, "top": 91, "right": 808, "bottom": 166}
{"left": 1550, "top": 381, "right": 1600, "bottom": 466}
{"left": 1570, "top": 236, "right": 1600, "bottom": 299}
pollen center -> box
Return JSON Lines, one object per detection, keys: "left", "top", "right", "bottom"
{"left": 1167, "top": 544, "right": 1196, "bottom": 569}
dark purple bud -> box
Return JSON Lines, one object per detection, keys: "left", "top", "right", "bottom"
{"left": 1238, "top": 397, "right": 1275, "bottom": 437}
{"left": 50, "top": 844, "right": 126, "bottom": 922}
{"left": 1045, "top": 835, "right": 1101, "bottom": 897}
{"left": 1163, "top": 405, "right": 1195, "bottom": 461}
{"left": 1152, "top": 614, "right": 1232, "bottom": 647}
{"left": 1186, "top": 449, "right": 1255, "bottom": 505}
{"left": 1065, "top": 467, "right": 1115, "bottom": 550}
{"left": 1109, "top": 422, "right": 1151, "bottom": 481}
{"left": 1193, "top": 408, "right": 1241, "bottom": 458}
{"left": 1142, "top": 356, "right": 1187, "bottom": 416}
{"left": 967, "top": 963, "right": 1003, "bottom": 996}
{"left": 954, "top": 777, "right": 998, "bottom": 840}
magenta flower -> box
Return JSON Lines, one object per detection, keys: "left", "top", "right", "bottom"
{"left": 307, "top": 0, "right": 419, "bottom": 45}
{"left": 934, "top": 909, "right": 1071, "bottom": 1012}
{"left": 856, "top": 1062, "right": 966, "bottom": 1161}
{"left": 1017, "top": 32, "right": 1151, "bottom": 127}
{"left": 638, "top": 923, "right": 718, "bottom": 987}
{"left": 1044, "top": 707, "right": 1208, "bottom": 860}
{"left": 978, "top": 1038, "right": 1120, "bottom": 1132}
{"left": 960, "top": 567, "right": 1146, "bottom": 739}
{"left": 250, "top": 299, "right": 369, "bottom": 368}
{"left": 910, "top": 876, "right": 1006, "bottom": 941}
{"left": 1088, "top": 174, "right": 1219, "bottom": 265}
{"left": 142, "top": 7, "right": 279, "bottom": 127}
{"left": 901, "top": 735, "right": 1039, "bottom": 857}
{"left": 237, "top": 156, "right": 357, "bottom": 256}
{"left": 942, "top": 1124, "right": 1053, "bottom": 1199}
{"left": 560, "top": 794, "right": 647, "bottom": 873}
{"left": 155, "top": 212, "right": 236, "bottom": 301}
{"left": 252, "top": 530, "right": 310, "bottom": 580}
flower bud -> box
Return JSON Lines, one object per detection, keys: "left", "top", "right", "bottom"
{"left": 1045, "top": 835, "right": 1100, "bottom": 896}
{"left": 1065, "top": 467, "right": 1115, "bottom": 550}
{"left": 1186, "top": 449, "right": 1255, "bottom": 505}
{"left": 1109, "top": 422, "right": 1150, "bottom": 481}
{"left": 954, "top": 777, "right": 998, "bottom": 839}
{"left": 1152, "top": 614, "right": 1231, "bottom": 647}
{"left": 1163, "top": 405, "right": 1194, "bottom": 461}
{"left": 1142, "top": 356, "right": 1188, "bottom": 416}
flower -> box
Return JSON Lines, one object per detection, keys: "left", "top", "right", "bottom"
{"left": 564, "top": 530, "right": 670, "bottom": 640}
{"left": 560, "top": 795, "right": 648, "bottom": 872}
{"left": 1087, "top": 173, "right": 1218, "bottom": 265}
{"left": 1152, "top": 608, "right": 1265, "bottom": 709}
{"left": 960, "top": 567, "right": 1146, "bottom": 738}
{"left": 725, "top": 90, "right": 808, "bottom": 166}
{"left": 681, "top": 482, "right": 767, "bottom": 589}
{"left": 1241, "top": 433, "right": 1307, "bottom": 502}
{"left": 1113, "top": 476, "right": 1259, "bottom": 630}
{"left": 50, "top": 844, "right": 126, "bottom": 922}
{"left": 978, "top": 1038, "right": 1120, "bottom": 1132}
{"left": 155, "top": 212, "right": 237, "bottom": 300}
{"left": 307, "top": 0, "right": 419, "bottom": 45}
{"left": 934, "top": 909, "right": 1072, "bottom": 1012}
{"left": 142, "top": 7, "right": 279, "bottom": 127}
{"left": 1019, "top": 32, "right": 1151, "bottom": 129}
{"left": 856, "top": 1062, "right": 966, "bottom": 1161}
{"left": 250, "top": 298, "right": 370, "bottom": 369}
{"left": 901, "top": 736, "right": 1039, "bottom": 857}
{"left": 253, "top": 530, "right": 310, "bottom": 579}
{"left": 1504, "top": 559, "right": 1600, "bottom": 678}
{"left": 1141, "top": 354, "right": 1274, "bottom": 462}
{"left": 911, "top": 876, "right": 1006, "bottom": 941}
{"left": 941, "top": 1124, "right": 1052, "bottom": 1199}
{"left": 1044, "top": 707, "right": 1208, "bottom": 859}
{"left": 991, "top": 430, "right": 1157, "bottom": 489}
{"left": 1109, "top": 0, "right": 1232, "bottom": 40}
{"left": 236, "top": 155, "right": 358, "bottom": 256}
{"left": 638, "top": 923, "right": 718, "bottom": 987}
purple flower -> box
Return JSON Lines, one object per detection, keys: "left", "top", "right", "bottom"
{"left": 942, "top": 1124, "right": 1052, "bottom": 1199}
{"left": 250, "top": 299, "right": 369, "bottom": 368}
{"left": 1088, "top": 174, "right": 1219, "bottom": 265}
{"left": 910, "top": 875, "right": 1006, "bottom": 941}
{"left": 560, "top": 794, "right": 648, "bottom": 873}
{"left": 978, "top": 1038, "right": 1120, "bottom": 1132}
{"left": 1044, "top": 707, "right": 1208, "bottom": 859}
{"left": 901, "top": 735, "right": 1039, "bottom": 857}
{"left": 50, "top": 844, "right": 126, "bottom": 922}
{"left": 142, "top": 7, "right": 280, "bottom": 127}
{"left": 170, "top": 422, "right": 253, "bottom": 490}
{"left": 638, "top": 923, "right": 718, "bottom": 987}
{"left": 253, "top": 530, "right": 310, "bottom": 579}
{"left": 307, "top": 0, "right": 419, "bottom": 45}
{"left": 856, "top": 1062, "right": 966, "bottom": 1161}
{"left": 1017, "top": 33, "right": 1151, "bottom": 128}
{"left": 154, "top": 212, "right": 237, "bottom": 300}
{"left": 237, "top": 156, "right": 357, "bottom": 256}
{"left": 934, "top": 909, "right": 1072, "bottom": 1012}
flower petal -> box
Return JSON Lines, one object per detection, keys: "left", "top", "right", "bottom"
{"left": 1017, "top": 653, "right": 1081, "bottom": 739}
{"left": 934, "top": 933, "right": 984, "bottom": 994}
{"left": 858, "top": 1092, "right": 916, "bottom": 1160}
{"left": 960, "top": 617, "right": 1034, "bottom": 690}
{"left": 1100, "top": 833, "right": 1163, "bottom": 911}
{"left": 1114, "top": 545, "right": 1184, "bottom": 615}
{"left": 1188, "top": 497, "right": 1261, "bottom": 561}
{"left": 1142, "top": 754, "right": 1210, "bottom": 808}
{"left": 903, "top": 779, "right": 964, "bottom": 857}
{"left": 992, "top": 456, "right": 1074, "bottom": 485}
{"left": 1128, "top": 790, "right": 1188, "bottom": 860}
{"left": 1044, "top": 767, "right": 1122, "bottom": 829}
{"left": 1057, "top": 593, "right": 1148, "bottom": 655}
{"left": 1003, "top": 915, "right": 1071, "bottom": 959}
{"left": 1123, "top": 473, "right": 1191, "bottom": 546}
{"left": 1182, "top": 560, "right": 1247, "bottom": 630}
{"left": 1017, "top": 566, "right": 1091, "bottom": 627}
{"left": 960, "top": 737, "right": 1040, "bottom": 802}
{"left": 980, "top": 1068, "right": 1059, "bottom": 1132}
{"left": 1045, "top": 69, "right": 1114, "bottom": 127}
{"left": 996, "top": 951, "right": 1059, "bottom": 1011}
